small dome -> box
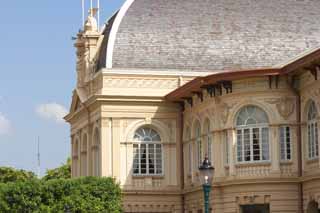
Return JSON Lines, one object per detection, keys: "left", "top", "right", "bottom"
{"left": 99, "top": 0, "right": 320, "bottom": 72}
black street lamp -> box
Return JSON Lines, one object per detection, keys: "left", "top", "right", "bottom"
{"left": 199, "top": 156, "right": 214, "bottom": 213}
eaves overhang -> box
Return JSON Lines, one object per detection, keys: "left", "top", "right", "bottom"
{"left": 166, "top": 48, "right": 320, "bottom": 102}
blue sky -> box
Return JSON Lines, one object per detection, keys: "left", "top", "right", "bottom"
{"left": 0, "top": 0, "right": 125, "bottom": 176}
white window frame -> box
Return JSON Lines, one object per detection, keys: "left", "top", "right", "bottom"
{"left": 236, "top": 125, "right": 270, "bottom": 163}
{"left": 132, "top": 127, "right": 163, "bottom": 176}
{"left": 307, "top": 101, "right": 319, "bottom": 160}
{"left": 308, "top": 121, "right": 319, "bottom": 160}
{"left": 196, "top": 125, "right": 202, "bottom": 167}
{"left": 279, "top": 126, "right": 292, "bottom": 161}
{"left": 205, "top": 122, "right": 212, "bottom": 163}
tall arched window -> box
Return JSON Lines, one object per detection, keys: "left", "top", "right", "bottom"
{"left": 236, "top": 105, "right": 270, "bottom": 162}
{"left": 72, "top": 139, "right": 79, "bottom": 176}
{"left": 195, "top": 122, "right": 202, "bottom": 166}
{"left": 308, "top": 101, "right": 319, "bottom": 160}
{"left": 92, "top": 128, "right": 100, "bottom": 176}
{"left": 204, "top": 119, "right": 212, "bottom": 162}
{"left": 133, "top": 127, "right": 162, "bottom": 175}
{"left": 80, "top": 134, "right": 88, "bottom": 176}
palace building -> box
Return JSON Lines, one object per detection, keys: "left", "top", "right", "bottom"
{"left": 65, "top": 0, "right": 320, "bottom": 212}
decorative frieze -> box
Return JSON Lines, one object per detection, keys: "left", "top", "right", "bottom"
{"left": 265, "top": 97, "right": 296, "bottom": 119}
{"left": 236, "top": 164, "right": 271, "bottom": 177}
{"left": 104, "top": 77, "right": 179, "bottom": 89}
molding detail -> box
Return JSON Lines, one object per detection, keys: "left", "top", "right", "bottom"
{"left": 276, "top": 97, "right": 295, "bottom": 119}
{"left": 219, "top": 102, "right": 233, "bottom": 125}
{"left": 265, "top": 97, "right": 295, "bottom": 119}
{"left": 104, "top": 77, "right": 178, "bottom": 89}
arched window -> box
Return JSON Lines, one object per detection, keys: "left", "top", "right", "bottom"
{"left": 204, "top": 119, "right": 212, "bottom": 162}
{"left": 80, "top": 134, "right": 88, "bottom": 176}
{"left": 92, "top": 128, "right": 100, "bottom": 176}
{"left": 72, "top": 139, "right": 79, "bottom": 176}
{"left": 133, "top": 127, "right": 162, "bottom": 175}
{"left": 236, "top": 105, "right": 270, "bottom": 162}
{"left": 308, "top": 101, "right": 319, "bottom": 160}
{"left": 195, "top": 122, "right": 202, "bottom": 166}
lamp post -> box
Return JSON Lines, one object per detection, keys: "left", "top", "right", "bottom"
{"left": 199, "top": 156, "right": 214, "bottom": 213}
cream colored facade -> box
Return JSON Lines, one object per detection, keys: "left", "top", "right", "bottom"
{"left": 65, "top": 7, "right": 320, "bottom": 213}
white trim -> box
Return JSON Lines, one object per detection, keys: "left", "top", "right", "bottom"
{"left": 106, "top": 0, "right": 135, "bottom": 69}
{"left": 236, "top": 126, "right": 270, "bottom": 163}
{"left": 101, "top": 68, "right": 216, "bottom": 77}
{"left": 279, "top": 126, "right": 292, "bottom": 161}
{"left": 274, "top": 46, "right": 320, "bottom": 68}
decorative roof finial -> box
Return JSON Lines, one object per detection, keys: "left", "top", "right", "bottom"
{"left": 84, "top": 8, "right": 98, "bottom": 32}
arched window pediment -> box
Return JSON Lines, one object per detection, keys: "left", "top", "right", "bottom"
{"left": 134, "top": 127, "right": 161, "bottom": 142}
{"left": 236, "top": 105, "right": 269, "bottom": 126}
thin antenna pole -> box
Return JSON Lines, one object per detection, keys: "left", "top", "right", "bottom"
{"left": 97, "top": 0, "right": 100, "bottom": 31}
{"left": 90, "top": 0, "right": 93, "bottom": 15}
{"left": 37, "top": 137, "right": 41, "bottom": 178}
{"left": 82, "top": 0, "right": 85, "bottom": 27}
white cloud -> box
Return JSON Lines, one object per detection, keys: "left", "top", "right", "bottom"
{"left": 0, "top": 113, "right": 12, "bottom": 135}
{"left": 36, "top": 103, "right": 68, "bottom": 123}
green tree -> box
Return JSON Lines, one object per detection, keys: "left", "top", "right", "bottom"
{"left": 0, "top": 177, "right": 122, "bottom": 213}
{"left": 0, "top": 180, "right": 42, "bottom": 213}
{"left": 0, "top": 167, "right": 36, "bottom": 183}
{"left": 42, "top": 158, "right": 71, "bottom": 181}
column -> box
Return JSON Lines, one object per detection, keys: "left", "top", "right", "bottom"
{"left": 87, "top": 123, "right": 93, "bottom": 176}
{"left": 112, "top": 118, "right": 121, "bottom": 180}
{"left": 101, "top": 118, "right": 112, "bottom": 177}
{"left": 213, "top": 131, "right": 223, "bottom": 178}
{"left": 228, "top": 129, "right": 236, "bottom": 176}
{"left": 318, "top": 118, "right": 320, "bottom": 168}
{"left": 71, "top": 135, "right": 74, "bottom": 177}
{"left": 270, "top": 125, "right": 280, "bottom": 174}
{"left": 301, "top": 124, "right": 307, "bottom": 172}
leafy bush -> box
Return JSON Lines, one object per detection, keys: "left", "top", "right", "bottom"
{"left": 0, "top": 167, "right": 36, "bottom": 183}
{"left": 42, "top": 158, "right": 71, "bottom": 181}
{"left": 0, "top": 177, "right": 122, "bottom": 213}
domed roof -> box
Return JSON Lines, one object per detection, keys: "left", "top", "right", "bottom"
{"left": 100, "top": 0, "right": 320, "bottom": 72}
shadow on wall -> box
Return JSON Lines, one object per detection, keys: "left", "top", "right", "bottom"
{"left": 307, "top": 200, "right": 320, "bottom": 213}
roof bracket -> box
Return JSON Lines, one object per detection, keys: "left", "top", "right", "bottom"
{"left": 268, "top": 75, "right": 279, "bottom": 89}
{"left": 219, "top": 80, "right": 233, "bottom": 94}
{"left": 200, "top": 84, "right": 216, "bottom": 97}
{"left": 214, "top": 84, "right": 222, "bottom": 96}
{"left": 192, "top": 91, "right": 203, "bottom": 102}
{"left": 310, "top": 66, "right": 318, "bottom": 80}
{"left": 182, "top": 97, "right": 193, "bottom": 107}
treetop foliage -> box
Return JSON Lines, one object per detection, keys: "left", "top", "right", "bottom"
{"left": 42, "top": 158, "right": 71, "bottom": 181}
{"left": 0, "top": 159, "right": 122, "bottom": 212}
{"left": 0, "top": 167, "right": 36, "bottom": 183}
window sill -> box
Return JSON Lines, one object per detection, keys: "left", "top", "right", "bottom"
{"left": 280, "top": 160, "right": 293, "bottom": 165}
{"left": 306, "top": 158, "right": 319, "bottom": 164}
{"left": 235, "top": 161, "right": 271, "bottom": 167}
{"left": 132, "top": 175, "right": 164, "bottom": 179}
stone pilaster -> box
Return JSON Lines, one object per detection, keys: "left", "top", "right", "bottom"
{"left": 112, "top": 118, "right": 121, "bottom": 180}
{"left": 101, "top": 118, "right": 112, "bottom": 177}
{"left": 213, "top": 131, "right": 223, "bottom": 178}
{"left": 271, "top": 126, "right": 280, "bottom": 174}
{"left": 228, "top": 129, "right": 236, "bottom": 176}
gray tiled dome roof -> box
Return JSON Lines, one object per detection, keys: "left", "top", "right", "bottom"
{"left": 101, "top": 0, "right": 320, "bottom": 71}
